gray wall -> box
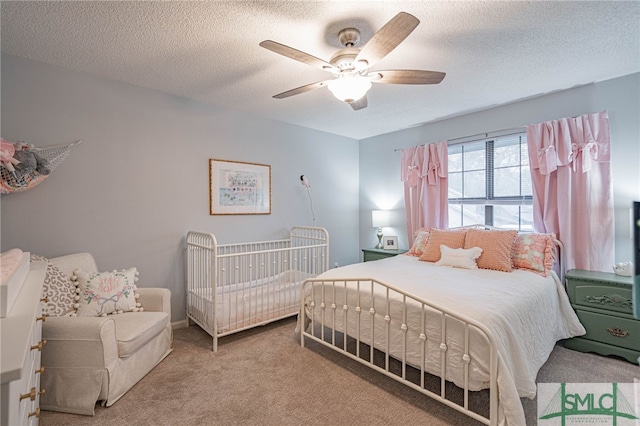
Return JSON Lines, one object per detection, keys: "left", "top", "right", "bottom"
{"left": 0, "top": 54, "right": 360, "bottom": 321}
{"left": 359, "top": 73, "right": 640, "bottom": 266}
{"left": 3, "top": 53, "right": 638, "bottom": 323}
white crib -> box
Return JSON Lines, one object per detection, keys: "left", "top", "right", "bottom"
{"left": 186, "top": 226, "right": 329, "bottom": 351}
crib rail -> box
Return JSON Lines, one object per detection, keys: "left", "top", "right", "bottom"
{"left": 186, "top": 226, "right": 328, "bottom": 351}
{"left": 300, "top": 277, "right": 498, "bottom": 425}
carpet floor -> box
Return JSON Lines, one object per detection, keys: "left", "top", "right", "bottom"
{"left": 40, "top": 317, "right": 639, "bottom": 426}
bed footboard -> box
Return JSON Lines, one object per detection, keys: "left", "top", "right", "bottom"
{"left": 300, "top": 278, "right": 499, "bottom": 425}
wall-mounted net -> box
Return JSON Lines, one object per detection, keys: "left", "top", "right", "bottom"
{"left": 1, "top": 140, "right": 82, "bottom": 194}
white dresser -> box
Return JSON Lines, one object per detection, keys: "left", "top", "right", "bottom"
{"left": 1, "top": 260, "right": 47, "bottom": 426}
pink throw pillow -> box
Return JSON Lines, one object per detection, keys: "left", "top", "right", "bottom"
{"left": 464, "top": 228, "right": 518, "bottom": 272}
{"left": 419, "top": 229, "right": 467, "bottom": 263}
{"left": 407, "top": 228, "right": 430, "bottom": 257}
{"left": 512, "top": 233, "right": 556, "bottom": 276}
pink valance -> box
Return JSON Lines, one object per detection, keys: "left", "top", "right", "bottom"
{"left": 401, "top": 145, "right": 424, "bottom": 188}
{"left": 527, "top": 111, "right": 610, "bottom": 175}
{"left": 421, "top": 141, "right": 448, "bottom": 185}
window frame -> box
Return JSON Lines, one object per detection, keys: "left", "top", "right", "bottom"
{"left": 447, "top": 133, "right": 532, "bottom": 231}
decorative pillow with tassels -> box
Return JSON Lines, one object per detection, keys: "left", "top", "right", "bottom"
{"left": 71, "top": 267, "right": 144, "bottom": 317}
{"left": 407, "top": 228, "right": 430, "bottom": 257}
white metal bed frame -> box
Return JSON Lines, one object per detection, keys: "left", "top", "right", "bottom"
{"left": 299, "top": 226, "right": 564, "bottom": 426}
{"left": 187, "top": 226, "right": 329, "bottom": 351}
{"left": 300, "top": 278, "right": 499, "bottom": 424}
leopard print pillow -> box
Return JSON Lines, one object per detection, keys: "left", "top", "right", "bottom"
{"left": 31, "top": 254, "right": 76, "bottom": 317}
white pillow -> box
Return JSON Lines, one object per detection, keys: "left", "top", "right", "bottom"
{"left": 72, "top": 267, "right": 143, "bottom": 317}
{"left": 435, "top": 245, "right": 483, "bottom": 270}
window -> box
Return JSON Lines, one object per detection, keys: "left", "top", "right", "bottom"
{"left": 448, "top": 133, "right": 533, "bottom": 231}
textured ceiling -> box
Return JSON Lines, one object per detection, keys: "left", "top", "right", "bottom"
{"left": 2, "top": 1, "right": 639, "bottom": 140}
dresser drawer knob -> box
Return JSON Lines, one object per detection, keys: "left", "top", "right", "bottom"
{"left": 40, "top": 296, "right": 49, "bottom": 303}
{"left": 20, "top": 388, "right": 36, "bottom": 401}
{"left": 35, "top": 366, "right": 45, "bottom": 374}
{"left": 30, "top": 340, "right": 47, "bottom": 351}
{"left": 36, "top": 314, "right": 46, "bottom": 322}
{"left": 606, "top": 326, "right": 629, "bottom": 338}
{"left": 29, "top": 408, "right": 41, "bottom": 418}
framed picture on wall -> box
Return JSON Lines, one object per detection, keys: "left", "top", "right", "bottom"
{"left": 383, "top": 236, "right": 398, "bottom": 250}
{"left": 209, "top": 159, "right": 271, "bottom": 215}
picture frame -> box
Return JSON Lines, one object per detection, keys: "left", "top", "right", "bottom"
{"left": 383, "top": 236, "right": 398, "bottom": 250}
{"left": 209, "top": 159, "right": 271, "bottom": 215}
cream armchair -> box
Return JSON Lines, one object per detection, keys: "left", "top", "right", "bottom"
{"left": 40, "top": 253, "right": 172, "bottom": 415}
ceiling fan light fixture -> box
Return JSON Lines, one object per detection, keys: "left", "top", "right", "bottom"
{"left": 327, "top": 75, "right": 372, "bottom": 103}
{"left": 260, "top": 12, "right": 444, "bottom": 110}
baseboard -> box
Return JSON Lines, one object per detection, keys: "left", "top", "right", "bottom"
{"left": 172, "top": 319, "right": 188, "bottom": 330}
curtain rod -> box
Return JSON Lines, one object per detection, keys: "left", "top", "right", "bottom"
{"left": 393, "top": 125, "right": 526, "bottom": 152}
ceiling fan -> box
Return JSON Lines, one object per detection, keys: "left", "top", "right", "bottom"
{"left": 259, "top": 12, "right": 445, "bottom": 111}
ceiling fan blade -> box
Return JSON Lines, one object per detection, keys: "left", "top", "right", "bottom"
{"left": 260, "top": 40, "right": 336, "bottom": 72}
{"left": 370, "top": 70, "right": 446, "bottom": 84}
{"left": 349, "top": 96, "right": 368, "bottom": 111}
{"left": 355, "top": 12, "right": 420, "bottom": 68}
{"left": 273, "top": 80, "right": 329, "bottom": 99}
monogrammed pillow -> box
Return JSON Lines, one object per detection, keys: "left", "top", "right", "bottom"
{"left": 72, "top": 267, "right": 143, "bottom": 317}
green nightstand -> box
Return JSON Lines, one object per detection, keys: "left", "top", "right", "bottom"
{"left": 564, "top": 269, "right": 639, "bottom": 364}
{"left": 362, "top": 248, "right": 408, "bottom": 262}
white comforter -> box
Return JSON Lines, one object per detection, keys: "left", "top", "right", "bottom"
{"left": 302, "top": 255, "right": 585, "bottom": 426}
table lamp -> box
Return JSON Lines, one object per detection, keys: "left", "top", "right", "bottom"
{"left": 371, "top": 210, "right": 390, "bottom": 249}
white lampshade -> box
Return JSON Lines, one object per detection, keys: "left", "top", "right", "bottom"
{"left": 327, "top": 75, "right": 372, "bottom": 103}
{"left": 372, "top": 210, "right": 390, "bottom": 228}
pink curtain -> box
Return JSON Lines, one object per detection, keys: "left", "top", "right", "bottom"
{"left": 401, "top": 141, "right": 448, "bottom": 242}
{"left": 527, "top": 110, "right": 614, "bottom": 272}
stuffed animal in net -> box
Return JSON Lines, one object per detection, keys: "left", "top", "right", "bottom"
{"left": 13, "top": 142, "right": 51, "bottom": 179}
{"left": 0, "top": 139, "right": 20, "bottom": 174}
{"left": 1, "top": 138, "right": 79, "bottom": 194}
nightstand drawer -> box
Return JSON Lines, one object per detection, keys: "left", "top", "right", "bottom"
{"left": 362, "top": 248, "right": 408, "bottom": 262}
{"left": 364, "top": 251, "right": 391, "bottom": 262}
{"left": 574, "top": 309, "right": 640, "bottom": 351}
{"left": 573, "top": 284, "right": 633, "bottom": 315}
